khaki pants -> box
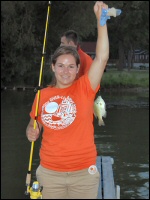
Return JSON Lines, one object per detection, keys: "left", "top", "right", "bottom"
{"left": 36, "top": 165, "right": 100, "bottom": 199}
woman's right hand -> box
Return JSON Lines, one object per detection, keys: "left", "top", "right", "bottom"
{"left": 94, "top": 1, "right": 108, "bottom": 22}
{"left": 26, "top": 118, "right": 41, "bottom": 142}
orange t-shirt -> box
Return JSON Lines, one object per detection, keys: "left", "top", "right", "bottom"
{"left": 30, "top": 74, "right": 100, "bottom": 172}
{"left": 77, "top": 48, "right": 93, "bottom": 78}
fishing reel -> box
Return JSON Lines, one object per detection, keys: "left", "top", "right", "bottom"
{"left": 25, "top": 181, "right": 43, "bottom": 199}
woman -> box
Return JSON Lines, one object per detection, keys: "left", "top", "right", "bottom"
{"left": 26, "top": 1, "right": 109, "bottom": 199}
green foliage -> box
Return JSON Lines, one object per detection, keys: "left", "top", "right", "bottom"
{"left": 105, "top": 1, "right": 149, "bottom": 69}
{"left": 1, "top": 1, "right": 149, "bottom": 86}
{"left": 1, "top": 1, "right": 44, "bottom": 85}
{"left": 101, "top": 69, "right": 149, "bottom": 88}
{"left": 47, "top": 1, "right": 96, "bottom": 51}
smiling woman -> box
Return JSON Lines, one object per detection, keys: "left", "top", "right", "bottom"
{"left": 51, "top": 47, "right": 80, "bottom": 88}
{"left": 49, "top": 46, "right": 80, "bottom": 87}
{"left": 26, "top": 1, "right": 109, "bottom": 199}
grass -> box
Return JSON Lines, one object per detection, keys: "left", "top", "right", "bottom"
{"left": 101, "top": 69, "right": 149, "bottom": 88}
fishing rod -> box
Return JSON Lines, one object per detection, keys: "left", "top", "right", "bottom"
{"left": 25, "top": 1, "right": 51, "bottom": 198}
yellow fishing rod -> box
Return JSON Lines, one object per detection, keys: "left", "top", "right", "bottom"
{"left": 25, "top": 1, "right": 51, "bottom": 199}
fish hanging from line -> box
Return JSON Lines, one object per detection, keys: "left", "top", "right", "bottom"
{"left": 94, "top": 95, "right": 107, "bottom": 126}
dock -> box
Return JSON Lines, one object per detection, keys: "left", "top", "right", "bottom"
{"left": 1, "top": 86, "right": 35, "bottom": 91}
{"left": 96, "top": 156, "right": 120, "bottom": 199}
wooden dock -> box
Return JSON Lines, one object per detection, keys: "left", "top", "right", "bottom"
{"left": 1, "top": 86, "right": 35, "bottom": 91}
{"left": 96, "top": 156, "right": 120, "bottom": 199}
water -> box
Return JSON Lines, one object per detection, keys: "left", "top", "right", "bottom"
{"left": 1, "top": 89, "right": 149, "bottom": 199}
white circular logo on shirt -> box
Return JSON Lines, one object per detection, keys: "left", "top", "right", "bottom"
{"left": 45, "top": 102, "right": 59, "bottom": 113}
{"left": 88, "top": 165, "right": 97, "bottom": 175}
{"left": 41, "top": 96, "right": 76, "bottom": 130}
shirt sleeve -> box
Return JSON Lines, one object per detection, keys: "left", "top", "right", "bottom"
{"left": 78, "top": 74, "right": 100, "bottom": 100}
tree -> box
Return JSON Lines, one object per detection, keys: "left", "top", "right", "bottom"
{"left": 1, "top": 1, "right": 149, "bottom": 86}
{"left": 105, "top": 1, "right": 149, "bottom": 71}
{"left": 1, "top": 1, "right": 46, "bottom": 85}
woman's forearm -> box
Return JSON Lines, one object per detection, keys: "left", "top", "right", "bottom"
{"left": 96, "top": 23, "right": 109, "bottom": 64}
{"left": 88, "top": 1, "right": 109, "bottom": 90}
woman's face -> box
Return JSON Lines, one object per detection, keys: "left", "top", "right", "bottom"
{"left": 52, "top": 54, "right": 80, "bottom": 88}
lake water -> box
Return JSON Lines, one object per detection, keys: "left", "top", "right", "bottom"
{"left": 1, "top": 89, "right": 149, "bottom": 199}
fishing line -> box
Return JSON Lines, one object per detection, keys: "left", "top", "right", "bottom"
{"left": 25, "top": 1, "right": 51, "bottom": 196}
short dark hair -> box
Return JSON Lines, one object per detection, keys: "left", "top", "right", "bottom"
{"left": 61, "top": 30, "right": 79, "bottom": 46}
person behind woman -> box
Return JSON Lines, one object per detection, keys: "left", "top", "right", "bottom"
{"left": 26, "top": 1, "right": 109, "bottom": 199}
{"left": 60, "top": 29, "right": 93, "bottom": 78}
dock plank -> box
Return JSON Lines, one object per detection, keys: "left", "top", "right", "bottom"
{"left": 96, "top": 156, "right": 119, "bottom": 199}
{"left": 102, "top": 156, "right": 116, "bottom": 199}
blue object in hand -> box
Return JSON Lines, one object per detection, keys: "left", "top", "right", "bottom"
{"left": 100, "top": 8, "right": 110, "bottom": 26}
{"left": 100, "top": 8, "right": 122, "bottom": 26}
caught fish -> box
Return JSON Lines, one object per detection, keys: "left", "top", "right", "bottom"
{"left": 94, "top": 95, "right": 107, "bottom": 126}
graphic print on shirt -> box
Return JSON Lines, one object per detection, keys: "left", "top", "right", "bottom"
{"left": 41, "top": 95, "right": 76, "bottom": 130}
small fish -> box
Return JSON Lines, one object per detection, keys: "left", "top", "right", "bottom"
{"left": 94, "top": 95, "right": 107, "bottom": 126}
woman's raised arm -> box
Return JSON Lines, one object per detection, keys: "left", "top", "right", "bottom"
{"left": 88, "top": 1, "right": 109, "bottom": 91}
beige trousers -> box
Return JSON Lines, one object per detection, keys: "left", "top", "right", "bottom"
{"left": 36, "top": 165, "right": 100, "bottom": 199}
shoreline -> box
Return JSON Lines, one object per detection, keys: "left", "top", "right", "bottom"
{"left": 1, "top": 86, "right": 149, "bottom": 94}
{"left": 101, "top": 87, "right": 149, "bottom": 93}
